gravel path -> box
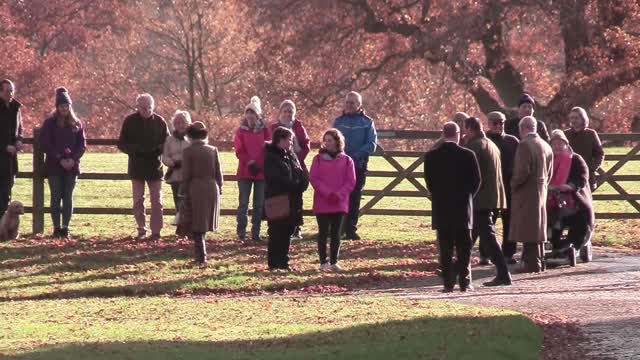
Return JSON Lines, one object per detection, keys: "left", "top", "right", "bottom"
{"left": 361, "top": 248, "right": 640, "bottom": 359}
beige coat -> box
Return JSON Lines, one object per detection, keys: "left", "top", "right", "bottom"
{"left": 181, "top": 141, "right": 223, "bottom": 233}
{"left": 162, "top": 135, "right": 191, "bottom": 183}
{"left": 509, "top": 133, "right": 553, "bottom": 244}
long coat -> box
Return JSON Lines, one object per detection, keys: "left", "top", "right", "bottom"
{"left": 465, "top": 133, "right": 506, "bottom": 210}
{"left": 0, "top": 99, "right": 23, "bottom": 176}
{"left": 161, "top": 134, "right": 191, "bottom": 183}
{"left": 565, "top": 153, "right": 595, "bottom": 229}
{"left": 264, "top": 142, "right": 309, "bottom": 225}
{"left": 424, "top": 142, "right": 481, "bottom": 230}
{"left": 509, "top": 133, "right": 554, "bottom": 244}
{"left": 181, "top": 140, "right": 223, "bottom": 233}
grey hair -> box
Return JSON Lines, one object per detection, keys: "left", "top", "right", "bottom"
{"left": 279, "top": 99, "right": 297, "bottom": 113}
{"left": 172, "top": 110, "right": 192, "bottom": 125}
{"left": 136, "top": 93, "right": 155, "bottom": 107}
{"left": 519, "top": 116, "right": 537, "bottom": 132}
{"left": 346, "top": 91, "right": 363, "bottom": 105}
{"left": 570, "top": 106, "right": 590, "bottom": 128}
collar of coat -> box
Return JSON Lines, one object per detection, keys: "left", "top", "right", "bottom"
{"left": 0, "top": 98, "right": 21, "bottom": 110}
{"left": 240, "top": 118, "right": 266, "bottom": 132}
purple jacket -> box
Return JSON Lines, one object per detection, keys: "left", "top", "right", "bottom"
{"left": 309, "top": 152, "right": 356, "bottom": 214}
{"left": 40, "top": 116, "right": 87, "bottom": 176}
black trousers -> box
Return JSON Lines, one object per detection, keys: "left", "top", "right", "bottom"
{"left": 192, "top": 232, "right": 207, "bottom": 263}
{"left": 268, "top": 221, "right": 295, "bottom": 269}
{"left": 437, "top": 226, "right": 472, "bottom": 289}
{"left": 472, "top": 209, "right": 509, "bottom": 279}
{"left": 550, "top": 213, "right": 591, "bottom": 251}
{"left": 493, "top": 209, "right": 517, "bottom": 258}
{"left": 317, "top": 213, "right": 344, "bottom": 264}
{"left": 343, "top": 167, "right": 366, "bottom": 235}
{"left": 0, "top": 176, "right": 14, "bottom": 218}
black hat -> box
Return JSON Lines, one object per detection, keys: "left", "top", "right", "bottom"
{"left": 55, "top": 87, "right": 72, "bottom": 107}
{"left": 187, "top": 121, "right": 208, "bottom": 140}
{"left": 518, "top": 93, "right": 535, "bottom": 108}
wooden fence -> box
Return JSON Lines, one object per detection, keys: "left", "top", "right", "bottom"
{"left": 17, "top": 129, "right": 640, "bottom": 234}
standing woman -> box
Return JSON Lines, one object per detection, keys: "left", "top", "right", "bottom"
{"left": 264, "top": 127, "right": 308, "bottom": 271}
{"left": 162, "top": 110, "right": 192, "bottom": 236}
{"left": 309, "top": 129, "right": 356, "bottom": 272}
{"left": 234, "top": 96, "right": 271, "bottom": 242}
{"left": 40, "top": 87, "right": 87, "bottom": 239}
{"left": 565, "top": 107, "right": 605, "bottom": 192}
{"left": 270, "top": 100, "right": 310, "bottom": 240}
{"left": 181, "top": 122, "right": 223, "bottom": 266}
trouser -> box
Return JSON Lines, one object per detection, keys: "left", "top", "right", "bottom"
{"left": 237, "top": 179, "right": 265, "bottom": 239}
{"left": 589, "top": 171, "right": 597, "bottom": 193}
{"left": 0, "top": 176, "right": 14, "bottom": 219}
{"left": 132, "top": 179, "right": 163, "bottom": 235}
{"left": 317, "top": 213, "right": 344, "bottom": 265}
{"left": 267, "top": 221, "right": 295, "bottom": 269}
{"left": 170, "top": 182, "right": 182, "bottom": 211}
{"left": 472, "top": 209, "right": 509, "bottom": 279}
{"left": 192, "top": 232, "right": 207, "bottom": 264}
{"left": 436, "top": 226, "right": 472, "bottom": 289}
{"left": 48, "top": 174, "right": 77, "bottom": 229}
{"left": 343, "top": 167, "right": 366, "bottom": 235}
{"left": 493, "top": 208, "right": 517, "bottom": 258}
{"left": 522, "top": 243, "right": 544, "bottom": 271}
{"left": 550, "top": 213, "right": 591, "bottom": 251}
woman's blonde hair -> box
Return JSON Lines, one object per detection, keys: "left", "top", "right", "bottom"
{"left": 570, "top": 106, "right": 590, "bottom": 128}
{"left": 172, "top": 110, "right": 192, "bottom": 127}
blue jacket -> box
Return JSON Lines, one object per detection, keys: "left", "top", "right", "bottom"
{"left": 332, "top": 110, "right": 377, "bottom": 169}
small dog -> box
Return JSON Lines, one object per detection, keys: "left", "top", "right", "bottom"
{"left": 0, "top": 201, "right": 25, "bottom": 241}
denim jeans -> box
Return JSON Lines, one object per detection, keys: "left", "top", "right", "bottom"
{"left": 48, "top": 174, "right": 77, "bottom": 229}
{"left": 237, "top": 179, "right": 265, "bottom": 239}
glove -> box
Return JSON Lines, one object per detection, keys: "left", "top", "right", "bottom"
{"left": 248, "top": 162, "right": 261, "bottom": 176}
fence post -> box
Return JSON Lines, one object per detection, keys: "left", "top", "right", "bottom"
{"left": 32, "top": 127, "right": 45, "bottom": 234}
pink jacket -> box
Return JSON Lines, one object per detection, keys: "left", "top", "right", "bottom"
{"left": 309, "top": 152, "right": 356, "bottom": 214}
{"left": 234, "top": 125, "right": 271, "bottom": 180}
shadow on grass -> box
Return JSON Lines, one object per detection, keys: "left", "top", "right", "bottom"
{"left": 3, "top": 314, "right": 542, "bottom": 360}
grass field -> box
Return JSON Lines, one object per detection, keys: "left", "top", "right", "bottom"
{"left": 11, "top": 147, "right": 640, "bottom": 247}
{"left": 0, "top": 148, "right": 635, "bottom": 358}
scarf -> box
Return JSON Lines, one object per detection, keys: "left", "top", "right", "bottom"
{"left": 240, "top": 117, "right": 266, "bottom": 133}
{"left": 548, "top": 151, "right": 575, "bottom": 209}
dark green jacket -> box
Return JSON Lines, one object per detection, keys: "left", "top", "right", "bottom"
{"left": 465, "top": 133, "right": 506, "bottom": 210}
{"left": 117, "top": 112, "right": 169, "bottom": 181}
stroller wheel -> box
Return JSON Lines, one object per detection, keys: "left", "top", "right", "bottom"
{"left": 580, "top": 241, "right": 593, "bottom": 263}
{"left": 568, "top": 247, "right": 577, "bottom": 267}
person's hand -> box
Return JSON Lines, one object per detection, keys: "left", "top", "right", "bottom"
{"left": 61, "top": 159, "right": 75, "bottom": 170}
{"left": 6, "top": 145, "right": 16, "bottom": 155}
{"left": 248, "top": 162, "right": 261, "bottom": 176}
{"left": 15, "top": 141, "right": 23, "bottom": 152}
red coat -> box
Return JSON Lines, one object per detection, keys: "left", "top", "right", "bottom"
{"left": 234, "top": 125, "right": 271, "bottom": 180}
{"left": 269, "top": 119, "right": 310, "bottom": 171}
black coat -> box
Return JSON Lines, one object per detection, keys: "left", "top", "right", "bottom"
{"left": 117, "top": 112, "right": 169, "bottom": 181}
{"left": 566, "top": 153, "right": 595, "bottom": 229}
{"left": 487, "top": 132, "right": 519, "bottom": 203}
{"left": 0, "top": 99, "right": 23, "bottom": 176}
{"left": 504, "top": 117, "right": 550, "bottom": 142}
{"left": 264, "top": 142, "right": 309, "bottom": 225}
{"left": 424, "top": 142, "right": 481, "bottom": 230}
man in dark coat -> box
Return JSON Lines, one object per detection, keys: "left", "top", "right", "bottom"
{"left": 504, "top": 93, "right": 550, "bottom": 142}
{"left": 486, "top": 111, "right": 520, "bottom": 264}
{"left": 0, "top": 80, "right": 23, "bottom": 218}
{"left": 464, "top": 117, "right": 512, "bottom": 287}
{"left": 424, "top": 122, "right": 481, "bottom": 292}
{"left": 118, "top": 94, "right": 169, "bottom": 241}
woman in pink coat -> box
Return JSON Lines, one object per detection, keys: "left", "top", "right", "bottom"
{"left": 309, "top": 129, "right": 356, "bottom": 272}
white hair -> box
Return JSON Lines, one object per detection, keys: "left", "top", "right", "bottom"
{"left": 280, "top": 99, "right": 297, "bottom": 113}
{"left": 136, "top": 93, "right": 155, "bottom": 107}
{"left": 172, "top": 110, "right": 192, "bottom": 125}
{"left": 519, "top": 116, "right": 537, "bottom": 132}
{"left": 571, "top": 106, "right": 590, "bottom": 128}
{"left": 346, "top": 91, "right": 362, "bottom": 105}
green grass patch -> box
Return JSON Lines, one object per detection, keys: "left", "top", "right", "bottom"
{"left": 0, "top": 296, "right": 542, "bottom": 359}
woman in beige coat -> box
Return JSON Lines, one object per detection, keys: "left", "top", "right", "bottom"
{"left": 162, "top": 110, "right": 191, "bottom": 236}
{"left": 181, "top": 121, "right": 223, "bottom": 265}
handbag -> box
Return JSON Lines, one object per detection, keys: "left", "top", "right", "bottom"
{"left": 264, "top": 194, "right": 290, "bottom": 221}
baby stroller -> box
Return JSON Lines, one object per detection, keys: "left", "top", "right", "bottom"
{"left": 542, "top": 191, "right": 593, "bottom": 270}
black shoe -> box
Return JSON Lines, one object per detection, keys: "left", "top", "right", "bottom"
{"left": 460, "top": 285, "right": 474, "bottom": 292}
{"left": 478, "top": 257, "right": 492, "bottom": 266}
{"left": 61, "top": 227, "right": 70, "bottom": 239}
{"left": 483, "top": 275, "right": 513, "bottom": 287}
{"left": 345, "top": 232, "right": 361, "bottom": 240}
{"left": 53, "top": 228, "right": 62, "bottom": 239}
{"left": 441, "top": 287, "right": 454, "bottom": 293}
{"left": 149, "top": 233, "right": 161, "bottom": 241}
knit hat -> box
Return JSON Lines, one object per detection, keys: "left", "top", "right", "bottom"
{"left": 245, "top": 96, "right": 262, "bottom": 117}
{"left": 55, "top": 87, "right": 72, "bottom": 107}
{"left": 187, "top": 121, "right": 208, "bottom": 140}
{"left": 518, "top": 93, "right": 535, "bottom": 108}
{"left": 550, "top": 129, "right": 569, "bottom": 145}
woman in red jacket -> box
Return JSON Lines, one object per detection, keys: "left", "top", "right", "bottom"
{"left": 270, "top": 100, "right": 310, "bottom": 240}
{"left": 234, "top": 96, "right": 271, "bottom": 242}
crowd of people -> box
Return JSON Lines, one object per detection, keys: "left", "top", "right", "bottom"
{"left": 425, "top": 94, "right": 603, "bottom": 292}
{"left": 0, "top": 78, "right": 604, "bottom": 283}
